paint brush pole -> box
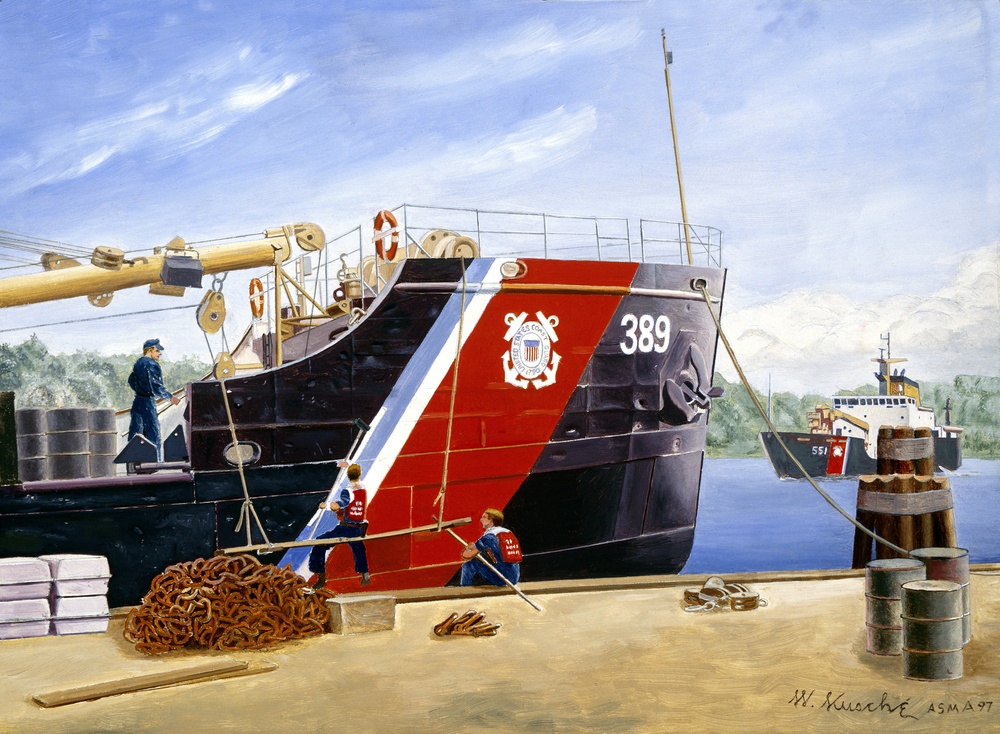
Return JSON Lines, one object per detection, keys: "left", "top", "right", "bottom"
{"left": 444, "top": 527, "right": 543, "bottom": 613}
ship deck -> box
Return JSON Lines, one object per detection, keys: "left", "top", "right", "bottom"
{"left": 2, "top": 567, "right": 998, "bottom": 734}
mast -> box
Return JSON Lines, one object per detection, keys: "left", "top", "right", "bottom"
{"left": 767, "top": 373, "right": 772, "bottom": 423}
{"left": 661, "top": 29, "right": 693, "bottom": 266}
{"left": 873, "top": 331, "right": 906, "bottom": 396}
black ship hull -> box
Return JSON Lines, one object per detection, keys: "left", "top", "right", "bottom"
{"left": 760, "top": 431, "right": 963, "bottom": 480}
{"left": 2, "top": 255, "right": 725, "bottom": 605}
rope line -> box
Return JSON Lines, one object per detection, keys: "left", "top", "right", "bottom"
{"left": 696, "top": 284, "right": 907, "bottom": 556}
{"left": 197, "top": 287, "right": 271, "bottom": 551}
{"left": 0, "top": 305, "right": 198, "bottom": 333}
{"left": 219, "top": 377, "right": 272, "bottom": 549}
{"left": 434, "top": 258, "right": 469, "bottom": 531}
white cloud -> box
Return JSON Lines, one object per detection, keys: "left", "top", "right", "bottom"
{"left": 717, "top": 242, "right": 1000, "bottom": 395}
{"left": 369, "top": 18, "right": 641, "bottom": 93}
{"left": 1, "top": 53, "right": 306, "bottom": 195}
{"left": 226, "top": 74, "right": 302, "bottom": 112}
{"left": 457, "top": 106, "right": 599, "bottom": 175}
{"left": 288, "top": 104, "right": 600, "bottom": 216}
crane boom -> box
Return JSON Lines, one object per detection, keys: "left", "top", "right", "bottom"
{"left": 0, "top": 222, "right": 324, "bottom": 309}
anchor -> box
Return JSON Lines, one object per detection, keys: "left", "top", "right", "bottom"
{"left": 661, "top": 341, "right": 724, "bottom": 425}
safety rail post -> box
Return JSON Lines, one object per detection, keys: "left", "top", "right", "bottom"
{"left": 542, "top": 214, "right": 549, "bottom": 259}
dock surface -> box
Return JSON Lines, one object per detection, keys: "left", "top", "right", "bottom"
{"left": 2, "top": 569, "right": 998, "bottom": 733}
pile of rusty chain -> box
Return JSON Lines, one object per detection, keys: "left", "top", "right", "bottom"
{"left": 433, "top": 610, "right": 501, "bottom": 638}
{"left": 124, "top": 554, "right": 333, "bottom": 654}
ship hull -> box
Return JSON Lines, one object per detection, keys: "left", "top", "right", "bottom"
{"left": 1, "top": 256, "right": 725, "bottom": 606}
{"left": 760, "top": 431, "right": 963, "bottom": 480}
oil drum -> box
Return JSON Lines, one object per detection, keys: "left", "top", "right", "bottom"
{"left": 864, "top": 558, "right": 926, "bottom": 656}
{"left": 88, "top": 409, "right": 118, "bottom": 479}
{"left": 901, "top": 579, "right": 963, "bottom": 681}
{"left": 14, "top": 409, "right": 47, "bottom": 482}
{"left": 910, "top": 547, "right": 971, "bottom": 644}
{"left": 45, "top": 408, "right": 90, "bottom": 480}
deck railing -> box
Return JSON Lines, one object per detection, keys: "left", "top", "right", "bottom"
{"left": 258, "top": 204, "right": 723, "bottom": 326}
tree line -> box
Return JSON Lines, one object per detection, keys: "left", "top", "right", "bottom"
{"left": 0, "top": 336, "right": 210, "bottom": 411}
{"left": 1, "top": 335, "right": 997, "bottom": 458}
{"left": 707, "top": 373, "right": 1000, "bottom": 459}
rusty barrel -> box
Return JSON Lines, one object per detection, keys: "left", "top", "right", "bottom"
{"left": 864, "top": 558, "right": 926, "bottom": 655}
{"left": 910, "top": 547, "right": 971, "bottom": 644}
{"left": 901, "top": 580, "right": 963, "bottom": 681}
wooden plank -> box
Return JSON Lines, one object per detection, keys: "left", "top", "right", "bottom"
{"left": 219, "top": 517, "right": 472, "bottom": 554}
{"left": 151, "top": 660, "right": 278, "bottom": 691}
{"left": 32, "top": 659, "right": 248, "bottom": 708}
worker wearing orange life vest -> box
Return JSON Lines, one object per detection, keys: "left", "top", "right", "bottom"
{"left": 310, "top": 462, "right": 370, "bottom": 588}
{"left": 460, "top": 508, "right": 522, "bottom": 586}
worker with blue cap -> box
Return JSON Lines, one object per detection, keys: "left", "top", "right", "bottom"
{"left": 128, "top": 338, "right": 180, "bottom": 462}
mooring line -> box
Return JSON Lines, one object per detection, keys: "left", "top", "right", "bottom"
{"left": 695, "top": 284, "right": 907, "bottom": 556}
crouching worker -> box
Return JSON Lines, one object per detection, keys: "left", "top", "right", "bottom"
{"left": 460, "top": 508, "right": 522, "bottom": 586}
{"left": 309, "top": 461, "right": 370, "bottom": 588}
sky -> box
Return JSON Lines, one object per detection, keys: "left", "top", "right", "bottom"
{"left": 0, "top": 0, "right": 997, "bottom": 395}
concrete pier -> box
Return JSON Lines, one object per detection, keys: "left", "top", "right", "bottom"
{"left": 1, "top": 568, "right": 997, "bottom": 733}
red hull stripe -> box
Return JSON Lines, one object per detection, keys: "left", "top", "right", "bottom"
{"left": 286, "top": 258, "right": 639, "bottom": 587}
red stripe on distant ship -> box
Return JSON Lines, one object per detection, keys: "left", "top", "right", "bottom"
{"left": 323, "top": 260, "right": 639, "bottom": 586}
{"left": 826, "top": 437, "right": 849, "bottom": 475}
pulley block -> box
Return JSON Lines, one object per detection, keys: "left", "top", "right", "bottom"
{"left": 87, "top": 292, "right": 114, "bottom": 308}
{"left": 197, "top": 291, "right": 227, "bottom": 334}
{"left": 91, "top": 246, "right": 125, "bottom": 271}
{"left": 214, "top": 352, "right": 236, "bottom": 379}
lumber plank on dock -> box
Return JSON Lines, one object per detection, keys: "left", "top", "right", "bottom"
{"left": 32, "top": 659, "right": 249, "bottom": 708}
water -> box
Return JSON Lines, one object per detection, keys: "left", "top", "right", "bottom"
{"left": 683, "top": 458, "right": 1000, "bottom": 575}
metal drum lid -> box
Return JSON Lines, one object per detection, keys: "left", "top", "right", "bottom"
{"left": 910, "top": 547, "right": 970, "bottom": 584}
{"left": 901, "top": 580, "right": 963, "bottom": 620}
{"left": 865, "top": 558, "right": 926, "bottom": 598}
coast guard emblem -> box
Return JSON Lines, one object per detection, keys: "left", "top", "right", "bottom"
{"left": 502, "top": 311, "right": 561, "bottom": 389}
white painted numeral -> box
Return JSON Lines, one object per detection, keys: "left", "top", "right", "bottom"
{"left": 620, "top": 313, "right": 670, "bottom": 354}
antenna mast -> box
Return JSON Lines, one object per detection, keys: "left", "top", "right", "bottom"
{"left": 661, "top": 28, "right": 693, "bottom": 266}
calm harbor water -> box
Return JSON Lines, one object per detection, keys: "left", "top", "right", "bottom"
{"left": 683, "top": 457, "right": 1000, "bottom": 575}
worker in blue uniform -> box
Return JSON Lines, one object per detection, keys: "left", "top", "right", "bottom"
{"left": 128, "top": 338, "right": 179, "bottom": 462}
{"left": 310, "top": 461, "right": 371, "bottom": 588}
{"left": 460, "top": 508, "right": 522, "bottom": 586}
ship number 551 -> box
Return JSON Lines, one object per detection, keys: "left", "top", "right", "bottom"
{"left": 620, "top": 314, "right": 670, "bottom": 354}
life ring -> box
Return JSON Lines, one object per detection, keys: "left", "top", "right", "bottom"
{"left": 373, "top": 209, "right": 399, "bottom": 261}
{"left": 249, "top": 278, "right": 265, "bottom": 318}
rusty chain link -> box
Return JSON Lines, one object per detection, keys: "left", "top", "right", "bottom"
{"left": 124, "top": 554, "right": 333, "bottom": 654}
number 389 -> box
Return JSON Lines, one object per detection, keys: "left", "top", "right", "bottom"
{"left": 619, "top": 314, "right": 670, "bottom": 355}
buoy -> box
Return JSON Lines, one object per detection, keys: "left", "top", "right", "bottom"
{"left": 373, "top": 210, "right": 399, "bottom": 261}
{"left": 249, "top": 278, "right": 265, "bottom": 318}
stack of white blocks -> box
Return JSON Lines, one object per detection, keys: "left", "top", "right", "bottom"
{"left": 0, "top": 557, "right": 52, "bottom": 640}
{"left": 0, "top": 554, "right": 111, "bottom": 639}
{"left": 42, "top": 554, "right": 112, "bottom": 635}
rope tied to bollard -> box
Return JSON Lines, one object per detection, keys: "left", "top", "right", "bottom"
{"left": 694, "top": 283, "right": 908, "bottom": 558}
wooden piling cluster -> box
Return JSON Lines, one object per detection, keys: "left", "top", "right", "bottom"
{"left": 851, "top": 426, "right": 958, "bottom": 568}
